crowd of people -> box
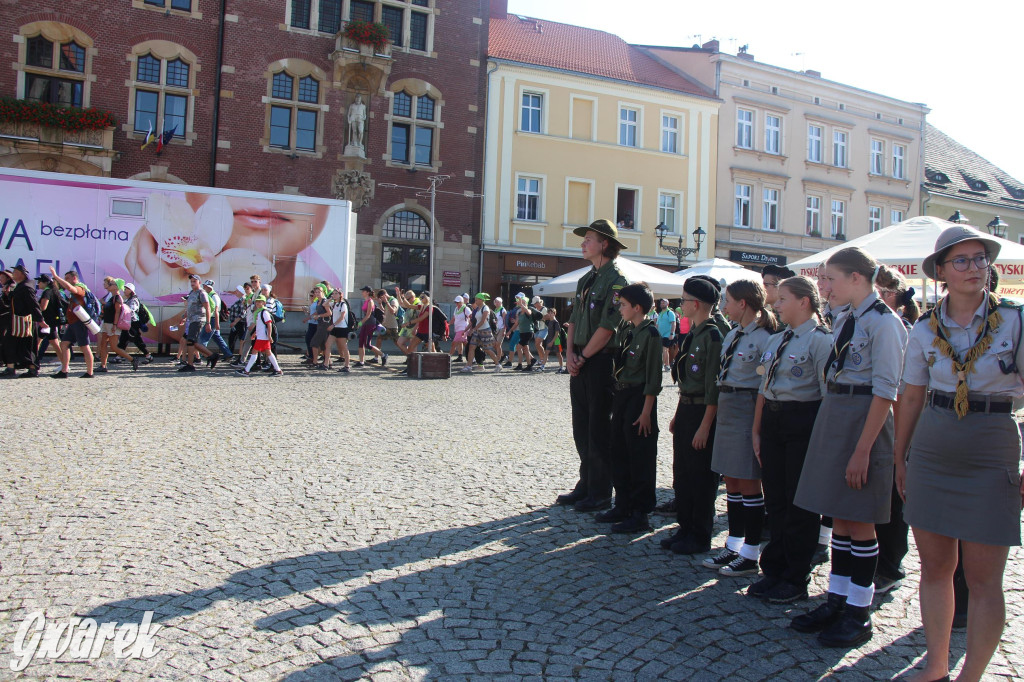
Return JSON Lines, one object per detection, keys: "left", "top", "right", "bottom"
{"left": 556, "top": 218, "right": 1022, "bottom": 682}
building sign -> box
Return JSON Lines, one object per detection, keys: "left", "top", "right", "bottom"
{"left": 442, "top": 270, "right": 461, "bottom": 287}
{"left": 503, "top": 254, "right": 558, "bottom": 274}
{"left": 730, "top": 250, "right": 787, "bottom": 267}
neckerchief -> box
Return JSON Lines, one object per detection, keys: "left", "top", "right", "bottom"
{"left": 929, "top": 292, "right": 1001, "bottom": 418}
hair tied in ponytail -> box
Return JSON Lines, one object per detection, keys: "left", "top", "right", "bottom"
{"left": 871, "top": 265, "right": 881, "bottom": 286}
{"left": 901, "top": 287, "right": 916, "bottom": 307}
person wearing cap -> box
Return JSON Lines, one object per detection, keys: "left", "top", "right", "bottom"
{"left": 560, "top": 218, "right": 629, "bottom": 512}
{"left": 529, "top": 295, "right": 549, "bottom": 371}
{"left": 238, "top": 295, "right": 283, "bottom": 376}
{"left": 176, "top": 274, "right": 221, "bottom": 373}
{"left": 355, "top": 285, "right": 386, "bottom": 368}
{"left": 227, "top": 282, "right": 254, "bottom": 362}
{"left": 116, "top": 282, "right": 152, "bottom": 364}
{"left": 789, "top": 247, "right": 907, "bottom": 648}
{"left": 659, "top": 275, "right": 724, "bottom": 555}
{"left": 1, "top": 264, "right": 43, "bottom": 378}
{"left": 895, "top": 226, "right": 1023, "bottom": 682}
{"left": 47, "top": 267, "right": 96, "bottom": 379}
{"left": 375, "top": 289, "right": 401, "bottom": 348}
{"left": 450, "top": 294, "right": 472, "bottom": 364}
{"left": 460, "top": 293, "right": 502, "bottom": 373}
{"left": 198, "top": 279, "right": 233, "bottom": 365}
{"left": 34, "top": 273, "right": 62, "bottom": 365}
{"left": 95, "top": 277, "right": 139, "bottom": 372}
{"left": 511, "top": 292, "right": 539, "bottom": 371}
{"left": 491, "top": 296, "right": 508, "bottom": 363}
{"left": 504, "top": 293, "right": 527, "bottom": 369}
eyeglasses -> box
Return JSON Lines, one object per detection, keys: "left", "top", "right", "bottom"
{"left": 679, "top": 297, "right": 700, "bottom": 304}
{"left": 941, "top": 254, "right": 989, "bottom": 272}
{"left": 763, "top": 281, "right": 779, "bottom": 289}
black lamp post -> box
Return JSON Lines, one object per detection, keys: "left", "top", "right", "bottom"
{"left": 948, "top": 210, "right": 969, "bottom": 224}
{"left": 987, "top": 216, "right": 1008, "bottom": 239}
{"left": 655, "top": 222, "right": 706, "bottom": 268}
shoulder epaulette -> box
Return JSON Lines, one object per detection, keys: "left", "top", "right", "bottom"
{"left": 708, "top": 326, "right": 723, "bottom": 343}
{"left": 870, "top": 299, "right": 891, "bottom": 315}
{"left": 815, "top": 324, "right": 831, "bottom": 334}
{"left": 920, "top": 308, "right": 936, "bottom": 321}
{"left": 998, "top": 297, "right": 1023, "bottom": 311}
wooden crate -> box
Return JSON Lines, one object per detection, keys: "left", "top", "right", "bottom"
{"left": 409, "top": 352, "right": 451, "bottom": 379}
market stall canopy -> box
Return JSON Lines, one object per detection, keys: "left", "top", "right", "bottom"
{"left": 789, "top": 216, "right": 1024, "bottom": 281}
{"left": 674, "top": 258, "right": 762, "bottom": 287}
{"left": 533, "top": 256, "right": 688, "bottom": 298}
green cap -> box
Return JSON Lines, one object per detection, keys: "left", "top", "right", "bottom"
{"left": 114, "top": 278, "right": 126, "bottom": 289}
{"left": 475, "top": 292, "right": 491, "bottom": 300}
{"left": 255, "top": 295, "right": 267, "bottom": 302}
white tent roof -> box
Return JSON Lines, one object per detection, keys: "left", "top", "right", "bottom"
{"left": 674, "top": 258, "right": 762, "bottom": 287}
{"left": 789, "top": 216, "right": 1024, "bottom": 280}
{"left": 533, "top": 256, "right": 688, "bottom": 298}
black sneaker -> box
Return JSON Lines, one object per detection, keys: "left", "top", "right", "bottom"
{"left": 178, "top": 364, "right": 196, "bottom": 372}
{"left": 764, "top": 581, "right": 809, "bottom": 604}
{"left": 381, "top": 353, "right": 389, "bottom": 367}
{"left": 143, "top": 355, "right": 154, "bottom": 364}
{"left": 270, "top": 370, "right": 283, "bottom": 377}
{"left": 95, "top": 366, "right": 109, "bottom": 373}
{"left": 611, "top": 513, "right": 651, "bottom": 534}
{"left": 209, "top": 353, "right": 221, "bottom": 370}
{"left": 236, "top": 369, "right": 251, "bottom": 376}
{"left": 572, "top": 497, "right": 612, "bottom": 513}
{"left": 51, "top": 371, "right": 68, "bottom": 379}
{"left": 131, "top": 356, "right": 140, "bottom": 372}
{"left": 527, "top": 358, "right": 537, "bottom": 370}
{"left": 747, "top": 575, "right": 782, "bottom": 599}
{"left": 338, "top": 366, "right": 350, "bottom": 373}
{"left": 353, "top": 361, "right": 365, "bottom": 368}
{"left": 514, "top": 364, "right": 523, "bottom": 371}
{"left": 229, "top": 359, "right": 242, "bottom": 367}
{"left": 594, "top": 506, "right": 631, "bottom": 523}
{"left": 659, "top": 529, "right": 686, "bottom": 550}
{"left": 503, "top": 361, "right": 512, "bottom": 368}
{"left": 702, "top": 548, "right": 739, "bottom": 570}
{"left": 818, "top": 606, "right": 872, "bottom": 648}
{"left": 873, "top": 575, "right": 903, "bottom": 595}
{"left": 368, "top": 357, "right": 379, "bottom": 365}
{"left": 79, "top": 372, "right": 93, "bottom": 378}
{"left": 719, "top": 556, "right": 760, "bottom": 577}
{"left": 791, "top": 593, "right": 847, "bottom": 633}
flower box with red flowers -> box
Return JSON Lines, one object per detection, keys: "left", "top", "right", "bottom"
{"left": 342, "top": 20, "right": 391, "bottom": 52}
{"left": 0, "top": 97, "right": 117, "bottom": 133}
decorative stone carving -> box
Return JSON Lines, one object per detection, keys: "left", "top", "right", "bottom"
{"left": 333, "top": 169, "right": 374, "bottom": 212}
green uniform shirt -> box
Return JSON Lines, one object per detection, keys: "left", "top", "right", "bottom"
{"left": 676, "top": 317, "right": 723, "bottom": 405}
{"left": 613, "top": 318, "right": 663, "bottom": 396}
{"left": 568, "top": 259, "right": 628, "bottom": 349}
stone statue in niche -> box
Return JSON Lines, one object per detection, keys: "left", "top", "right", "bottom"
{"left": 345, "top": 94, "right": 367, "bottom": 157}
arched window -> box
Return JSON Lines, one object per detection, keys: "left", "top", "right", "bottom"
{"left": 126, "top": 41, "right": 199, "bottom": 145}
{"left": 262, "top": 60, "right": 328, "bottom": 157}
{"left": 382, "top": 210, "right": 430, "bottom": 240}
{"left": 381, "top": 210, "right": 430, "bottom": 291}
{"left": 18, "top": 24, "right": 94, "bottom": 108}
{"left": 386, "top": 80, "right": 442, "bottom": 169}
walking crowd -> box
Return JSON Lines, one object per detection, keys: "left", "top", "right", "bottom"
{"left": 556, "top": 218, "right": 1023, "bottom": 682}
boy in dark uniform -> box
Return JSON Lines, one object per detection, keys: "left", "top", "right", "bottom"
{"left": 560, "top": 219, "right": 629, "bottom": 512}
{"left": 597, "top": 283, "right": 663, "bottom": 533}
{"left": 661, "top": 276, "right": 725, "bottom": 555}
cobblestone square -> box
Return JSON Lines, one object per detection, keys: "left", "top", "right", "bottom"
{"left": 1, "top": 360, "right": 1021, "bottom": 680}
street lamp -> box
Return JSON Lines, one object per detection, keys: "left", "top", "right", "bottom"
{"left": 987, "top": 216, "right": 1009, "bottom": 239}
{"left": 948, "top": 210, "right": 970, "bottom": 224}
{"left": 655, "top": 222, "right": 706, "bottom": 268}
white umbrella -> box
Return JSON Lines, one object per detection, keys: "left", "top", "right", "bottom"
{"left": 533, "top": 256, "right": 689, "bottom": 298}
{"left": 789, "top": 216, "right": 1024, "bottom": 280}
{"left": 674, "top": 258, "right": 762, "bottom": 287}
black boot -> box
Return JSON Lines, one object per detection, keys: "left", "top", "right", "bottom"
{"left": 818, "top": 604, "right": 872, "bottom": 648}
{"left": 611, "top": 512, "right": 651, "bottom": 534}
{"left": 659, "top": 528, "right": 687, "bottom": 550}
{"left": 595, "top": 506, "right": 631, "bottom": 523}
{"left": 555, "top": 489, "right": 587, "bottom": 506}
{"left": 791, "top": 592, "right": 847, "bottom": 633}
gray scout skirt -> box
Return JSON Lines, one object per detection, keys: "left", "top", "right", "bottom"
{"left": 711, "top": 391, "right": 760, "bottom": 479}
{"left": 795, "top": 393, "right": 894, "bottom": 524}
{"left": 904, "top": 405, "right": 1022, "bottom": 546}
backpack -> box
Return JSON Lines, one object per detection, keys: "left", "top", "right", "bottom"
{"left": 431, "top": 305, "right": 449, "bottom": 339}
{"left": 344, "top": 300, "right": 357, "bottom": 329}
{"left": 372, "top": 305, "right": 384, "bottom": 325}
{"left": 82, "top": 288, "right": 100, "bottom": 320}
{"left": 136, "top": 299, "right": 153, "bottom": 331}
{"left": 114, "top": 296, "right": 133, "bottom": 330}
{"left": 272, "top": 299, "right": 285, "bottom": 323}
{"left": 394, "top": 301, "right": 405, "bottom": 325}
{"left": 219, "top": 300, "right": 229, "bottom": 324}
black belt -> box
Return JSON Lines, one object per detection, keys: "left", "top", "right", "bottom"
{"left": 719, "top": 385, "right": 757, "bottom": 394}
{"left": 613, "top": 381, "right": 643, "bottom": 392}
{"left": 574, "top": 345, "right": 615, "bottom": 356}
{"left": 678, "top": 394, "right": 706, "bottom": 405}
{"left": 929, "top": 393, "right": 1013, "bottom": 414}
{"left": 764, "top": 399, "right": 821, "bottom": 412}
{"left": 826, "top": 382, "right": 873, "bottom": 396}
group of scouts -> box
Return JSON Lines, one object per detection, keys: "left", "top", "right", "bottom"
{"left": 559, "top": 218, "right": 1023, "bottom": 682}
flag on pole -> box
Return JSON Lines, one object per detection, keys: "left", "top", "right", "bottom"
{"left": 139, "top": 120, "right": 155, "bottom": 150}
{"left": 154, "top": 125, "right": 177, "bottom": 153}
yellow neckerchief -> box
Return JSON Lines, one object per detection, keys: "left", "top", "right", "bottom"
{"left": 928, "top": 292, "right": 1001, "bottom": 418}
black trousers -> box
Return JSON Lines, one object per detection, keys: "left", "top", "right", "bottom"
{"left": 673, "top": 401, "right": 718, "bottom": 546}
{"left": 228, "top": 321, "right": 245, "bottom": 353}
{"left": 875, "top": 480, "right": 909, "bottom": 580}
{"left": 758, "top": 401, "right": 822, "bottom": 585}
{"left": 117, "top": 321, "right": 148, "bottom": 354}
{"left": 568, "top": 352, "right": 614, "bottom": 500}
{"left": 609, "top": 386, "right": 658, "bottom": 514}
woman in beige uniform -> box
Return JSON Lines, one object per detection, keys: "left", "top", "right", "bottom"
{"left": 896, "top": 225, "right": 1024, "bottom": 682}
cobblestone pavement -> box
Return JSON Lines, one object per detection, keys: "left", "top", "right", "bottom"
{"left": 1, "top": 357, "right": 1021, "bottom": 681}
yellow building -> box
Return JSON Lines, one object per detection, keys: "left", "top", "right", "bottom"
{"left": 481, "top": 7, "right": 720, "bottom": 299}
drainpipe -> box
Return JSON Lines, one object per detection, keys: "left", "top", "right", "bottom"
{"left": 478, "top": 61, "right": 499, "bottom": 292}
{"left": 208, "top": 0, "right": 227, "bottom": 187}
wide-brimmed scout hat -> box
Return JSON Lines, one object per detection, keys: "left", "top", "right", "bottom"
{"left": 922, "top": 224, "right": 1002, "bottom": 279}
{"left": 573, "top": 218, "right": 625, "bottom": 249}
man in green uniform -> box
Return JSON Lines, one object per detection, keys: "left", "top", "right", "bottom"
{"left": 559, "top": 219, "right": 629, "bottom": 512}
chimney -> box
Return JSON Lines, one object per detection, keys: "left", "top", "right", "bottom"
{"left": 701, "top": 39, "right": 719, "bottom": 52}
{"left": 490, "top": 0, "right": 507, "bottom": 19}
{"left": 805, "top": 69, "right": 821, "bottom": 78}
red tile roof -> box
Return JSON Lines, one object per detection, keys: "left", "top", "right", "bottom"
{"left": 489, "top": 14, "right": 714, "bottom": 99}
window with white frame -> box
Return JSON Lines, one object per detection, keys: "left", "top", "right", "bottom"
{"left": 762, "top": 189, "right": 779, "bottom": 231}
{"left": 132, "top": 52, "right": 193, "bottom": 140}
{"left": 869, "top": 206, "right": 882, "bottom": 233}
{"left": 870, "top": 139, "right": 884, "bottom": 175}
{"left": 892, "top": 144, "right": 906, "bottom": 179}
{"left": 891, "top": 209, "right": 904, "bottom": 224}
{"left": 661, "top": 114, "right": 679, "bottom": 153}
{"left": 268, "top": 71, "right": 321, "bottom": 151}
{"left": 520, "top": 92, "right": 542, "bottom": 133}
{"left": 764, "top": 114, "right": 781, "bottom": 154}
{"left": 734, "top": 183, "right": 751, "bottom": 227}
{"left": 807, "top": 124, "right": 822, "bottom": 162}
{"left": 658, "top": 193, "right": 679, "bottom": 232}
{"left": 516, "top": 176, "right": 542, "bottom": 221}
{"left": 619, "top": 107, "right": 638, "bottom": 147}
{"left": 833, "top": 130, "right": 848, "bottom": 168}
{"left": 736, "top": 108, "right": 753, "bottom": 149}
{"left": 389, "top": 89, "right": 438, "bottom": 166}
{"left": 831, "top": 199, "right": 846, "bottom": 237}
{"left": 806, "top": 196, "right": 821, "bottom": 235}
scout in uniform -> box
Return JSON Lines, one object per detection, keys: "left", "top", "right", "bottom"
{"left": 659, "top": 276, "right": 725, "bottom": 555}
{"left": 705, "top": 279, "right": 779, "bottom": 577}
{"left": 748, "top": 276, "right": 832, "bottom": 604}
{"left": 596, "top": 283, "right": 663, "bottom": 534}
{"left": 761, "top": 264, "right": 796, "bottom": 312}
{"left": 790, "top": 247, "right": 908, "bottom": 648}
{"left": 560, "top": 219, "right": 628, "bottom": 512}
{"left": 895, "top": 226, "right": 1024, "bottom": 682}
